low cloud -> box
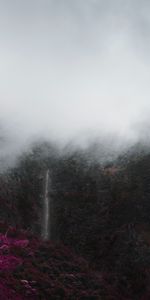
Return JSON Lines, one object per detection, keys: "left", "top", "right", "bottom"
{"left": 0, "top": 0, "right": 150, "bottom": 161}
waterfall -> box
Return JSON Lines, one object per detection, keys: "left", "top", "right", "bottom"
{"left": 43, "top": 169, "right": 50, "bottom": 240}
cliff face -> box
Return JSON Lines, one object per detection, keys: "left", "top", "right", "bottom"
{"left": 1, "top": 144, "right": 150, "bottom": 299}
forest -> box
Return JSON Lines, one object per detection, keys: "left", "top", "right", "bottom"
{"left": 0, "top": 141, "right": 150, "bottom": 299}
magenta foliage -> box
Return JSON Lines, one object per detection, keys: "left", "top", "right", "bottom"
{"left": 0, "top": 225, "right": 133, "bottom": 299}
{"left": 0, "top": 255, "right": 22, "bottom": 270}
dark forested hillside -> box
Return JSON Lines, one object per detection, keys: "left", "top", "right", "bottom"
{"left": 1, "top": 142, "right": 150, "bottom": 299}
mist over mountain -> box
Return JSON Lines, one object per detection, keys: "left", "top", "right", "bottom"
{"left": 0, "top": 0, "right": 150, "bottom": 154}
{"left": 1, "top": 1, "right": 150, "bottom": 299}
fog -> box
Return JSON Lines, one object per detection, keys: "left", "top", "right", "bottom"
{"left": 0, "top": 0, "right": 150, "bottom": 160}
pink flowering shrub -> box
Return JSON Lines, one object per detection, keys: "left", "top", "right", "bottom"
{"left": 0, "top": 224, "right": 133, "bottom": 299}
{"left": 0, "top": 255, "right": 22, "bottom": 270}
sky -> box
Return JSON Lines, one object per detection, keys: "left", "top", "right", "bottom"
{"left": 0, "top": 0, "right": 150, "bottom": 152}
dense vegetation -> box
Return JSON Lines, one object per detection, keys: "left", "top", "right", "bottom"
{"left": 1, "top": 141, "right": 150, "bottom": 299}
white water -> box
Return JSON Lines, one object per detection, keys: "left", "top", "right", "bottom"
{"left": 43, "top": 169, "right": 50, "bottom": 240}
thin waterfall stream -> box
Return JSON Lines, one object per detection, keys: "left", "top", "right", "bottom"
{"left": 43, "top": 169, "right": 50, "bottom": 240}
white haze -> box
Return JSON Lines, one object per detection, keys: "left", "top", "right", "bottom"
{"left": 0, "top": 0, "right": 150, "bottom": 161}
